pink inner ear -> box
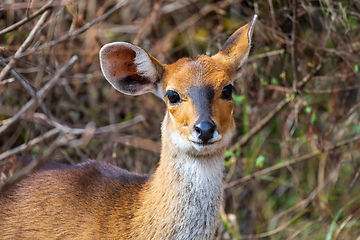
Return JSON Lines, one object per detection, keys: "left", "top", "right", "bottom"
{"left": 104, "top": 46, "right": 138, "bottom": 81}
{"left": 101, "top": 44, "right": 155, "bottom": 95}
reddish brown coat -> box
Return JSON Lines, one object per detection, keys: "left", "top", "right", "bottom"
{"left": 0, "top": 15, "right": 257, "bottom": 239}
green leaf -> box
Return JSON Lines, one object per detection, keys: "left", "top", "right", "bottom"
{"left": 354, "top": 64, "right": 359, "bottom": 73}
{"left": 286, "top": 93, "right": 295, "bottom": 103}
{"left": 233, "top": 94, "right": 245, "bottom": 105}
{"left": 280, "top": 72, "right": 286, "bottom": 80}
{"left": 305, "top": 106, "right": 312, "bottom": 114}
{"left": 255, "top": 155, "right": 265, "bottom": 168}
{"left": 224, "top": 150, "right": 234, "bottom": 158}
{"left": 271, "top": 77, "right": 278, "bottom": 85}
{"left": 354, "top": 125, "right": 360, "bottom": 133}
{"left": 326, "top": 196, "right": 360, "bottom": 240}
{"left": 311, "top": 112, "right": 317, "bottom": 124}
{"left": 4, "top": 33, "right": 11, "bottom": 42}
{"left": 290, "top": 93, "right": 295, "bottom": 101}
{"left": 224, "top": 156, "right": 236, "bottom": 167}
{"left": 31, "top": 145, "right": 40, "bottom": 154}
{"left": 260, "top": 81, "right": 268, "bottom": 87}
{"left": 195, "top": 27, "right": 210, "bottom": 41}
{"left": 307, "top": 61, "right": 315, "bottom": 67}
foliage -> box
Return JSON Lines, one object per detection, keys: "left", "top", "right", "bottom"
{"left": 1, "top": 0, "right": 360, "bottom": 239}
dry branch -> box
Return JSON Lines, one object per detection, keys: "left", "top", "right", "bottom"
{"left": 0, "top": 133, "right": 73, "bottom": 192}
{"left": 0, "top": 55, "right": 79, "bottom": 135}
{"left": 0, "top": 0, "right": 55, "bottom": 36}
{"left": 0, "top": 57, "right": 53, "bottom": 117}
{"left": 0, "top": 10, "right": 52, "bottom": 82}
{"left": 247, "top": 49, "right": 285, "bottom": 62}
{"left": 0, "top": 128, "right": 60, "bottom": 164}
{"left": 230, "top": 63, "right": 322, "bottom": 151}
{"left": 1, "top": 0, "right": 129, "bottom": 63}
{"left": 0, "top": 115, "right": 146, "bottom": 163}
{"left": 225, "top": 133, "right": 360, "bottom": 189}
{"left": 0, "top": 0, "right": 73, "bottom": 11}
{"left": 1, "top": 1, "right": 360, "bottom": 237}
{"left": 291, "top": 0, "right": 298, "bottom": 88}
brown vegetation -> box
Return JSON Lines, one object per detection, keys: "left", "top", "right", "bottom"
{"left": 1, "top": 0, "right": 360, "bottom": 239}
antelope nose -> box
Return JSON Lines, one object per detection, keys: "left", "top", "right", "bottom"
{"left": 194, "top": 121, "right": 216, "bottom": 143}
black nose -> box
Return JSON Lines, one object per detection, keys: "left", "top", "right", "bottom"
{"left": 194, "top": 121, "right": 216, "bottom": 143}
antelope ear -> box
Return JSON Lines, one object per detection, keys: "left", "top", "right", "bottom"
{"left": 99, "top": 42, "right": 164, "bottom": 97}
{"left": 212, "top": 15, "right": 257, "bottom": 79}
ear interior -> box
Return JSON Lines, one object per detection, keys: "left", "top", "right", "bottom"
{"left": 99, "top": 42, "right": 163, "bottom": 96}
{"left": 212, "top": 14, "right": 257, "bottom": 78}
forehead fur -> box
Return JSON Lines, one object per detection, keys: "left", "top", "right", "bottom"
{"left": 165, "top": 55, "right": 231, "bottom": 91}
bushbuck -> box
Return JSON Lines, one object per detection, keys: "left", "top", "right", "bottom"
{"left": 0, "top": 15, "right": 257, "bottom": 239}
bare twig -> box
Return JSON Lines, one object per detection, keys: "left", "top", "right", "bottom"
{"left": 0, "top": 0, "right": 55, "bottom": 36}
{"left": 0, "top": 10, "right": 52, "bottom": 82}
{"left": 225, "top": 133, "right": 360, "bottom": 189}
{"left": 235, "top": 154, "right": 345, "bottom": 240}
{"left": 0, "top": 0, "right": 73, "bottom": 11}
{"left": 237, "top": 167, "right": 335, "bottom": 239}
{"left": 1, "top": 0, "right": 129, "bottom": 63}
{"left": 110, "top": 135, "right": 161, "bottom": 153}
{"left": 0, "top": 133, "right": 73, "bottom": 192}
{"left": 247, "top": 49, "right": 285, "bottom": 62}
{"left": 267, "top": 0, "right": 276, "bottom": 27}
{"left": 0, "top": 78, "right": 14, "bottom": 85}
{"left": 0, "top": 115, "right": 146, "bottom": 162}
{"left": 304, "top": 84, "right": 360, "bottom": 94}
{"left": 0, "top": 114, "right": 145, "bottom": 190}
{"left": 324, "top": 100, "right": 360, "bottom": 140}
{"left": 0, "top": 55, "right": 79, "bottom": 135}
{"left": 0, "top": 57, "right": 53, "bottom": 117}
{"left": 0, "top": 128, "right": 60, "bottom": 163}
{"left": 161, "top": 0, "right": 232, "bottom": 53}
{"left": 291, "top": 0, "right": 298, "bottom": 89}
{"left": 133, "top": 0, "right": 165, "bottom": 45}
{"left": 230, "top": 63, "right": 322, "bottom": 151}
{"left": 94, "top": 115, "right": 146, "bottom": 135}
{"left": 49, "top": 115, "right": 146, "bottom": 136}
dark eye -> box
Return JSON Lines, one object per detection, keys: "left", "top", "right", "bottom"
{"left": 221, "top": 84, "right": 235, "bottom": 101}
{"left": 164, "top": 90, "right": 181, "bottom": 105}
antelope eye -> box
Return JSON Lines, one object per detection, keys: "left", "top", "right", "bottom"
{"left": 221, "top": 84, "right": 236, "bottom": 101}
{"left": 164, "top": 90, "right": 181, "bottom": 105}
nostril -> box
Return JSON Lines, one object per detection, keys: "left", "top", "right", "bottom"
{"left": 194, "top": 121, "right": 216, "bottom": 143}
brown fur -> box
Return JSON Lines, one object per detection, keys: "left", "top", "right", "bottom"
{"left": 0, "top": 160, "right": 149, "bottom": 238}
{"left": 162, "top": 56, "right": 235, "bottom": 141}
{"left": 0, "top": 16, "right": 257, "bottom": 239}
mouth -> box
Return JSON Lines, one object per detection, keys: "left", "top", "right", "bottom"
{"left": 190, "top": 140, "right": 220, "bottom": 151}
{"left": 188, "top": 131, "right": 223, "bottom": 152}
{"left": 190, "top": 140, "right": 218, "bottom": 146}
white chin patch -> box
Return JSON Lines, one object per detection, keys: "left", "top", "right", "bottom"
{"left": 170, "top": 131, "right": 193, "bottom": 152}
{"left": 188, "top": 131, "right": 222, "bottom": 152}
{"left": 190, "top": 141, "right": 218, "bottom": 152}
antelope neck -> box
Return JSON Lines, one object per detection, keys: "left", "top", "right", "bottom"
{"left": 138, "top": 140, "right": 224, "bottom": 239}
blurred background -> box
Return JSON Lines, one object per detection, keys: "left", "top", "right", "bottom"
{"left": 1, "top": 0, "right": 360, "bottom": 239}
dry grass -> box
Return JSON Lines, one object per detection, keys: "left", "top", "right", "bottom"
{"left": 1, "top": 0, "right": 360, "bottom": 239}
